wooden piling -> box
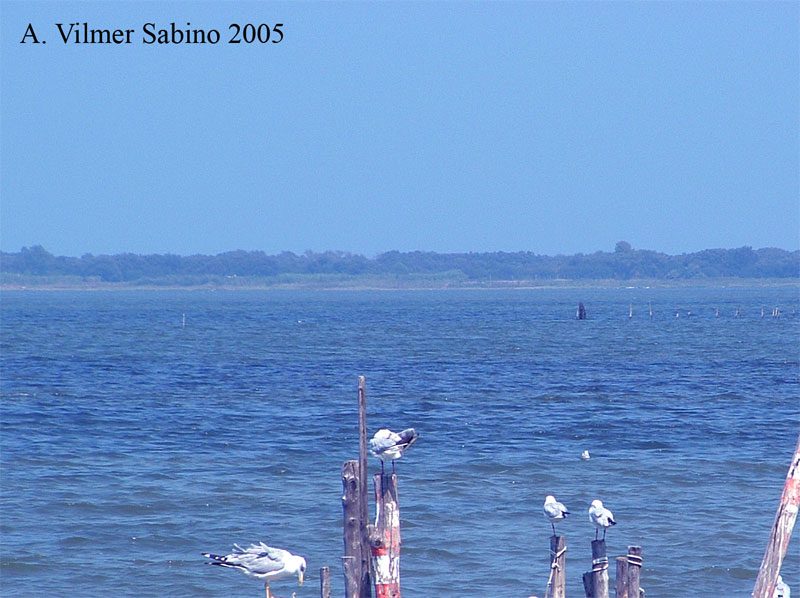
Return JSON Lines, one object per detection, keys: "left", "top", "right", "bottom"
{"left": 614, "top": 556, "right": 628, "bottom": 598}
{"left": 582, "top": 572, "right": 594, "bottom": 598}
{"left": 590, "top": 539, "right": 609, "bottom": 598}
{"left": 545, "top": 535, "right": 566, "bottom": 598}
{"left": 320, "top": 566, "right": 331, "bottom": 598}
{"left": 368, "top": 473, "right": 402, "bottom": 598}
{"left": 625, "top": 546, "right": 642, "bottom": 598}
{"left": 342, "top": 460, "right": 362, "bottom": 598}
{"left": 752, "top": 432, "right": 800, "bottom": 598}
{"left": 357, "top": 376, "right": 371, "bottom": 598}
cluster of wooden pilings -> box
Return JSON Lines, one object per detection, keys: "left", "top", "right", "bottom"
{"left": 313, "top": 379, "right": 798, "bottom": 598}
{"left": 336, "top": 376, "right": 402, "bottom": 598}
{"left": 542, "top": 535, "right": 643, "bottom": 598}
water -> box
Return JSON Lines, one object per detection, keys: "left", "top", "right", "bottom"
{"left": 1, "top": 287, "right": 798, "bottom": 598}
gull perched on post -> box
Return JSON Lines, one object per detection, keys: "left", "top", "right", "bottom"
{"left": 202, "top": 542, "right": 306, "bottom": 598}
{"left": 369, "top": 428, "right": 419, "bottom": 473}
{"left": 543, "top": 495, "right": 570, "bottom": 535}
{"left": 588, "top": 499, "right": 616, "bottom": 540}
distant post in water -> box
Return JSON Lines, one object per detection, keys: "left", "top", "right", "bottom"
{"left": 752, "top": 432, "right": 800, "bottom": 598}
{"left": 577, "top": 302, "right": 587, "bottom": 320}
{"left": 368, "top": 473, "right": 402, "bottom": 598}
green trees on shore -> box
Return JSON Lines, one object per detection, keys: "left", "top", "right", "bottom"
{"left": 1, "top": 244, "right": 797, "bottom": 285}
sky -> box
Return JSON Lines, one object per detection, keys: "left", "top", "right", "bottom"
{"left": 1, "top": 1, "right": 798, "bottom": 258}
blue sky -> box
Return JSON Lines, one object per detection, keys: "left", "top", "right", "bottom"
{"left": 1, "top": 1, "right": 797, "bottom": 257}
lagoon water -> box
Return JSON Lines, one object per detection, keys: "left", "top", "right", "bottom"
{"left": 1, "top": 287, "right": 799, "bottom": 598}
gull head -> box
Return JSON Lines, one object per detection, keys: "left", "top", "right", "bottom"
{"left": 288, "top": 555, "right": 306, "bottom": 585}
{"left": 544, "top": 495, "right": 557, "bottom": 504}
{"left": 590, "top": 499, "right": 603, "bottom": 511}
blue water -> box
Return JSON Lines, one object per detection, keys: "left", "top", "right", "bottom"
{"left": 1, "top": 287, "right": 798, "bottom": 598}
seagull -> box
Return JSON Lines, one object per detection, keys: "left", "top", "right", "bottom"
{"left": 581, "top": 450, "right": 591, "bottom": 461}
{"left": 543, "top": 495, "right": 570, "bottom": 535}
{"left": 369, "top": 428, "right": 419, "bottom": 473}
{"left": 202, "top": 542, "right": 306, "bottom": 598}
{"left": 589, "top": 499, "right": 616, "bottom": 540}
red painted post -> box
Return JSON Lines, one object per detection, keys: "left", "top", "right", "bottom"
{"left": 369, "top": 473, "right": 401, "bottom": 598}
{"left": 752, "top": 432, "right": 800, "bottom": 598}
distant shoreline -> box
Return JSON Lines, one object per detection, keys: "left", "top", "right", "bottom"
{"left": 2, "top": 277, "right": 798, "bottom": 292}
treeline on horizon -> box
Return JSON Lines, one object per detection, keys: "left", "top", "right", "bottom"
{"left": 1, "top": 243, "right": 798, "bottom": 285}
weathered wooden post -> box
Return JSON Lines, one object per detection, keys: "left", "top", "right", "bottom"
{"left": 320, "top": 566, "right": 331, "bottom": 598}
{"left": 614, "top": 556, "right": 628, "bottom": 598}
{"left": 545, "top": 535, "right": 566, "bottom": 598}
{"left": 368, "top": 473, "right": 401, "bottom": 598}
{"left": 342, "top": 460, "right": 362, "bottom": 598}
{"left": 625, "top": 546, "right": 642, "bottom": 598}
{"left": 357, "top": 376, "right": 372, "bottom": 598}
{"left": 752, "top": 432, "right": 800, "bottom": 598}
{"left": 582, "top": 571, "right": 594, "bottom": 598}
{"left": 585, "top": 539, "right": 608, "bottom": 598}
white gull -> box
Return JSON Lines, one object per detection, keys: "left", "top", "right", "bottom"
{"left": 203, "top": 542, "right": 306, "bottom": 598}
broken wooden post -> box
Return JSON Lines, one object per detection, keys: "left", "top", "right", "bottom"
{"left": 368, "top": 473, "right": 401, "bottom": 598}
{"left": 614, "top": 556, "right": 628, "bottom": 598}
{"left": 545, "top": 535, "right": 566, "bottom": 598}
{"left": 589, "top": 539, "right": 609, "bottom": 598}
{"left": 625, "top": 546, "right": 642, "bottom": 598}
{"left": 342, "top": 460, "right": 363, "bottom": 598}
{"left": 582, "top": 571, "right": 594, "bottom": 598}
{"left": 320, "top": 566, "right": 331, "bottom": 598}
{"left": 357, "top": 376, "right": 372, "bottom": 598}
{"left": 752, "top": 432, "right": 800, "bottom": 598}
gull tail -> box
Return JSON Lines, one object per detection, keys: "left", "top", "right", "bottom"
{"left": 202, "top": 552, "right": 225, "bottom": 561}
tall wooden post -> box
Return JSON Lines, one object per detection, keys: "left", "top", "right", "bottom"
{"left": 342, "top": 460, "right": 362, "bottom": 598}
{"left": 753, "top": 432, "right": 800, "bottom": 598}
{"left": 545, "top": 535, "right": 566, "bottom": 598}
{"left": 590, "top": 539, "right": 609, "bottom": 598}
{"left": 368, "top": 473, "right": 401, "bottom": 598}
{"left": 320, "top": 566, "right": 331, "bottom": 598}
{"left": 357, "top": 376, "right": 371, "bottom": 597}
{"left": 625, "top": 546, "right": 642, "bottom": 598}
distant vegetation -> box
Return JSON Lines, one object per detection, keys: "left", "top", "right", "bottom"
{"left": 1, "top": 243, "right": 798, "bottom": 288}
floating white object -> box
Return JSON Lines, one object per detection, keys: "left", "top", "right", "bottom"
{"left": 581, "top": 450, "right": 591, "bottom": 460}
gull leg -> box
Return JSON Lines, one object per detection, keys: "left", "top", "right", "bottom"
{"left": 595, "top": 529, "right": 598, "bottom": 540}
{"left": 551, "top": 523, "right": 556, "bottom": 536}
{"left": 392, "top": 460, "right": 396, "bottom": 474}
{"left": 381, "top": 460, "right": 385, "bottom": 474}
{"left": 602, "top": 528, "right": 606, "bottom": 540}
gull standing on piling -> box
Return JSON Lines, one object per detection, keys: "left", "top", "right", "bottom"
{"left": 543, "top": 495, "right": 570, "bottom": 535}
{"left": 589, "top": 499, "right": 616, "bottom": 540}
{"left": 369, "top": 428, "right": 419, "bottom": 473}
{"left": 202, "top": 542, "right": 306, "bottom": 598}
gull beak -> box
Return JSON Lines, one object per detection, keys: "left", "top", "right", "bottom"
{"left": 298, "top": 571, "right": 304, "bottom": 585}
